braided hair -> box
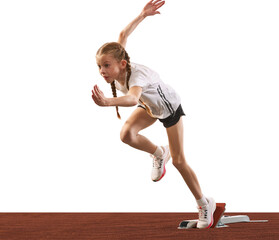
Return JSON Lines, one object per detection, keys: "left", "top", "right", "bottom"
{"left": 96, "top": 42, "right": 153, "bottom": 119}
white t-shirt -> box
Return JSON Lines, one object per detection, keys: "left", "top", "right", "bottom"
{"left": 115, "top": 63, "right": 181, "bottom": 119}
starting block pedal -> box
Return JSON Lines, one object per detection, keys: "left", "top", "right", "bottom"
{"left": 178, "top": 203, "right": 226, "bottom": 229}
{"left": 178, "top": 203, "right": 268, "bottom": 229}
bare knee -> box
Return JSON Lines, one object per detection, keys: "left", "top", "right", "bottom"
{"left": 172, "top": 155, "right": 187, "bottom": 170}
{"left": 120, "top": 126, "right": 136, "bottom": 144}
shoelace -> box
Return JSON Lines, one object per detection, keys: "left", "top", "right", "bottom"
{"left": 150, "top": 155, "right": 163, "bottom": 168}
{"left": 198, "top": 206, "right": 208, "bottom": 220}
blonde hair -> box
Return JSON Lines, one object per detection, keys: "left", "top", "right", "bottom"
{"left": 96, "top": 42, "right": 153, "bottom": 119}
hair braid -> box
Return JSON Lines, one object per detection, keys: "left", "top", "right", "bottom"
{"left": 111, "top": 81, "right": 121, "bottom": 119}
{"left": 124, "top": 51, "right": 132, "bottom": 90}
{"left": 123, "top": 50, "right": 154, "bottom": 117}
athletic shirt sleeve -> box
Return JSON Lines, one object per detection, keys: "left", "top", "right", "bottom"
{"left": 128, "top": 64, "right": 152, "bottom": 89}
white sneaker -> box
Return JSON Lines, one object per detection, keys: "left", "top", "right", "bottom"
{"left": 151, "top": 146, "right": 171, "bottom": 182}
{"left": 197, "top": 197, "right": 216, "bottom": 229}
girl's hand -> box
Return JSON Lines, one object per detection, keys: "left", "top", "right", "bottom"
{"left": 91, "top": 85, "right": 109, "bottom": 106}
{"left": 141, "top": 0, "right": 165, "bottom": 18}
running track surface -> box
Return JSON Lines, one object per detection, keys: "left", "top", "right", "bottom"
{"left": 0, "top": 212, "right": 278, "bottom": 239}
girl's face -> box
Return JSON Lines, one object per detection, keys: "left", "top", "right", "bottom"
{"left": 96, "top": 54, "right": 126, "bottom": 84}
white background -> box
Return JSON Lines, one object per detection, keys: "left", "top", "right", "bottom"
{"left": 0, "top": 0, "right": 278, "bottom": 212}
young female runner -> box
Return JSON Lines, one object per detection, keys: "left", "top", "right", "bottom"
{"left": 92, "top": 0, "right": 216, "bottom": 228}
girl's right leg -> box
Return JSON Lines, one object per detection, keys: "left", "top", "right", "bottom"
{"left": 120, "top": 107, "right": 171, "bottom": 181}
{"left": 120, "top": 107, "right": 157, "bottom": 154}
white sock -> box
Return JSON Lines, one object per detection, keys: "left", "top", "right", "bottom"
{"left": 196, "top": 195, "right": 208, "bottom": 207}
{"left": 152, "top": 146, "right": 164, "bottom": 158}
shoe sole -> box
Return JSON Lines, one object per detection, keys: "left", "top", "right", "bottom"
{"left": 152, "top": 147, "right": 171, "bottom": 182}
{"left": 206, "top": 198, "right": 216, "bottom": 229}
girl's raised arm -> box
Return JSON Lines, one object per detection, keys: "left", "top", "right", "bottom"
{"left": 118, "top": 0, "right": 165, "bottom": 48}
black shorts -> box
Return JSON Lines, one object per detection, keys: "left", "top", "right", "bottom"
{"left": 137, "top": 104, "right": 185, "bottom": 128}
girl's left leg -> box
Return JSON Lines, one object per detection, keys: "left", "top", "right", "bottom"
{"left": 166, "top": 117, "right": 216, "bottom": 228}
{"left": 166, "top": 118, "right": 202, "bottom": 200}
